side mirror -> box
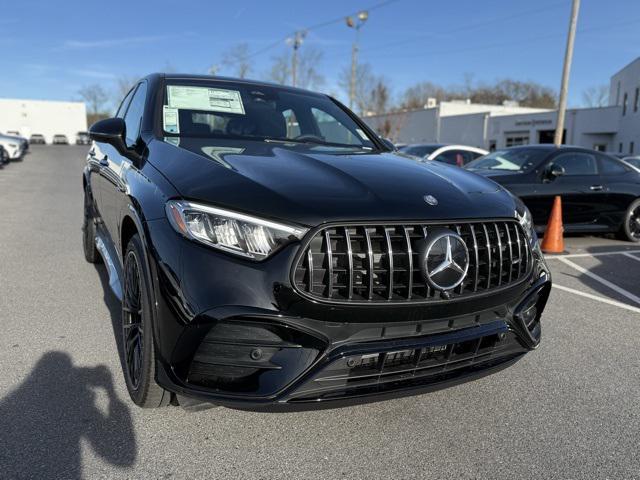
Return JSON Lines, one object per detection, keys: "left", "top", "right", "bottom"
{"left": 380, "top": 138, "right": 396, "bottom": 151}
{"left": 546, "top": 163, "right": 565, "bottom": 180}
{"left": 89, "top": 117, "right": 127, "bottom": 153}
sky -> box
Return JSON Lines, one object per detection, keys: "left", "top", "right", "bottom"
{"left": 1, "top": 0, "right": 639, "bottom": 110}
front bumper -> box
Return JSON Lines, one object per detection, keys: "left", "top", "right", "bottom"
{"left": 144, "top": 218, "right": 551, "bottom": 410}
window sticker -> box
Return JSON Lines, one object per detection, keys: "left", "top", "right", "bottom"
{"left": 163, "top": 106, "right": 180, "bottom": 134}
{"left": 167, "top": 86, "right": 245, "bottom": 115}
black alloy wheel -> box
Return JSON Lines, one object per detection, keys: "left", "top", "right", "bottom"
{"left": 123, "top": 250, "right": 144, "bottom": 391}
{"left": 121, "top": 234, "right": 170, "bottom": 407}
{"left": 626, "top": 200, "right": 640, "bottom": 242}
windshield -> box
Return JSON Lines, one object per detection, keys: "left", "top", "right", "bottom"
{"left": 160, "top": 81, "right": 376, "bottom": 151}
{"left": 466, "top": 148, "right": 548, "bottom": 172}
{"left": 399, "top": 145, "right": 440, "bottom": 157}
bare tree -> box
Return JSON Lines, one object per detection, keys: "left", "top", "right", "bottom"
{"left": 339, "top": 63, "right": 378, "bottom": 114}
{"left": 296, "top": 46, "right": 325, "bottom": 90}
{"left": 115, "top": 75, "right": 138, "bottom": 99}
{"left": 267, "top": 47, "right": 325, "bottom": 90}
{"left": 222, "top": 43, "right": 252, "bottom": 79}
{"left": 268, "top": 52, "right": 290, "bottom": 85}
{"left": 582, "top": 85, "right": 609, "bottom": 108}
{"left": 369, "top": 78, "right": 391, "bottom": 115}
{"left": 78, "top": 84, "right": 110, "bottom": 124}
{"left": 399, "top": 78, "right": 556, "bottom": 109}
{"left": 400, "top": 81, "right": 448, "bottom": 109}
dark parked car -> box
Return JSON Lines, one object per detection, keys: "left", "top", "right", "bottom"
{"left": 29, "top": 134, "right": 46, "bottom": 145}
{"left": 76, "top": 131, "right": 91, "bottom": 145}
{"left": 0, "top": 145, "right": 8, "bottom": 166}
{"left": 52, "top": 134, "right": 68, "bottom": 145}
{"left": 466, "top": 145, "right": 640, "bottom": 242}
{"left": 83, "top": 73, "right": 550, "bottom": 409}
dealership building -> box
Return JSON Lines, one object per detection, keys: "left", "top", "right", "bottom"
{"left": 0, "top": 98, "right": 87, "bottom": 144}
{"left": 365, "top": 57, "right": 640, "bottom": 155}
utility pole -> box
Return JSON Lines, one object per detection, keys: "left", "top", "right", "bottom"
{"left": 554, "top": 0, "right": 580, "bottom": 146}
{"left": 346, "top": 11, "right": 369, "bottom": 111}
{"left": 287, "top": 31, "right": 306, "bottom": 87}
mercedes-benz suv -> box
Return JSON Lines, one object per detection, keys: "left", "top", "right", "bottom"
{"left": 83, "top": 74, "right": 551, "bottom": 409}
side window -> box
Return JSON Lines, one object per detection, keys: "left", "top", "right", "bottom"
{"left": 282, "top": 109, "right": 301, "bottom": 138}
{"left": 116, "top": 88, "right": 135, "bottom": 119}
{"left": 598, "top": 155, "right": 628, "bottom": 175}
{"left": 435, "top": 150, "right": 468, "bottom": 166}
{"left": 552, "top": 152, "right": 598, "bottom": 176}
{"left": 124, "top": 83, "right": 147, "bottom": 148}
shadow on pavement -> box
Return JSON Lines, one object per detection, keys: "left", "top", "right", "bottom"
{"left": 0, "top": 351, "right": 137, "bottom": 479}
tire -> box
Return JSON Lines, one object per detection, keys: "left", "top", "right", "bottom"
{"left": 82, "top": 186, "right": 101, "bottom": 263}
{"left": 122, "top": 234, "right": 171, "bottom": 408}
{"left": 619, "top": 198, "right": 640, "bottom": 243}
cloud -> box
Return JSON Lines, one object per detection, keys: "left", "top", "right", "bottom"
{"left": 62, "top": 35, "right": 170, "bottom": 49}
{"left": 68, "top": 68, "right": 117, "bottom": 80}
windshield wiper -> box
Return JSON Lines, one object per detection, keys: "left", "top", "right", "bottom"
{"left": 263, "top": 137, "right": 368, "bottom": 150}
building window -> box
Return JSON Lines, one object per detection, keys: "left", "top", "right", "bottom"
{"left": 623, "top": 92, "right": 628, "bottom": 116}
{"left": 505, "top": 132, "right": 530, "bottom": 147}
{"left": 619, "top": 142, "right": 624, "bottom": 153}
{"left": 616, "top": 81, "right": 621, "bottom": 105}
{"left": 631, "top": 142, "right": 635, "bottom": 155}
{"left": 635, "top": 88, "right": 639, "bottom": 113}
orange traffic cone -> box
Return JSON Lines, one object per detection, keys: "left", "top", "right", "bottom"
{"left": 540, "top": 196, "right": 565, "bottom": 254}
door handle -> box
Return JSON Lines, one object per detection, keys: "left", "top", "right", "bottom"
{"left": 589, "top": 185, "right": 604, "bottom": 191}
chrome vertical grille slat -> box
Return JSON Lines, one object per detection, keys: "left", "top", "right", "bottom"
{"left": 383, "top": 227, "right": 394, "bottom": 300}
{"left": 504, "top": 222, "right": 513, "bottom": 284}
{"left": 344, "top": 226, "right": 354, "bottom": 300}
{"left": 494, "top": 223, "right": 502, "bottom": 287}
{"left": 294, "top": 220, "right": 532, "bottom": 304}
{"left": 403, "top": 226, "right": 413, "bottom": 300}
{"left": 470, "top": 225, "right": 479, "bottom": 292}
{"left": 482, "top": 224, "right": 492, "bottom": 290}
{"left": 363, "top": 227, "right": 374, "bottom": 300}
{"left": 323, "top": 229, "right": 334, "bottom": 298}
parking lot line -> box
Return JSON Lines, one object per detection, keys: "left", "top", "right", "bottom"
{"left": 553, "top": 284, "right": 640, "bottom": 314}
{"left": 622, "top": 252, "right": 640, "bottom": 263}
{"left": 558, "top": 257, "right": 640, "bottom": 306}
{"left": 545, "top": 249, "right": 640, "bottom": 260}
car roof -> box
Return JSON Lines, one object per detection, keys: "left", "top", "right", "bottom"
{"left": 144, "top": 72, "right": 327, "bottom": 98}
{"left": 402, "top": 143, "right": 447, "bottom": 148}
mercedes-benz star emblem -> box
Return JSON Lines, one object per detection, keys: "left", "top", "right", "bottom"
{"left": 423, "top": 195, "right": 438, "bottom": 206}
{"left": 422, "top": 231, "right": 469, "bottom": 292}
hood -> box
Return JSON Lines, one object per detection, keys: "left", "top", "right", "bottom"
{"left": 149, "top": 137, "right": 518, "bottom": 227}
{"left": 466, "top": 168, "right": 525, "bottom": 182}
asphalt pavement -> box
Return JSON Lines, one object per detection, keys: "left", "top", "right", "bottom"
{"left": 1, "top": 146, "right": 639, "bottom": 479}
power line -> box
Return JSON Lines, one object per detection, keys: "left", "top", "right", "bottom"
{"left": 360, "top": 0, "right": 570, "bottom": 53}
{"left": 359, "top": 16, "right": 640, "bottom": 61}
{"left": 243, "top": 0, "right": 403, "bottom": 60}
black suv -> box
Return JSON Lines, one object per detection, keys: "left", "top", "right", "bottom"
{"left": 83, "top": 74, "right": 551, "bottom": 409}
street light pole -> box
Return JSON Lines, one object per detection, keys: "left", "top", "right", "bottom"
{"left": 346, "top": 11, "right": 369, "bottom": 111}
{"left": 288, "top": 31, "right": 306, "bottom": 87}
{"left": 554, "top": 0, "right": 580, "bottom": 146}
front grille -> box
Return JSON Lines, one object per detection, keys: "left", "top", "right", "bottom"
{"left": 293, "top": 220, "right": 532, "bottom": 303}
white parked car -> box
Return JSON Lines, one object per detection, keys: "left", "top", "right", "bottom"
{"left": 399, "top": 143, "right": 488, "bottom": 167}
{"left": 0, "top": 134, "right": 27, "bottom": 161}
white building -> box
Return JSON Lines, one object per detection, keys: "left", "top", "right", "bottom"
{"left": 366, "top": 58, "right": 640, "bottom": 155}
{"left": 0, "top": 99, "right": 87, "bottom": 143}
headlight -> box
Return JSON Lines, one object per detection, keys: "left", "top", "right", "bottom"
{"left": 166, "top": 200, "right": 308, "bottom": 260}
{"left": 515, "top": 200, "right": 536, "bottom": 244}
